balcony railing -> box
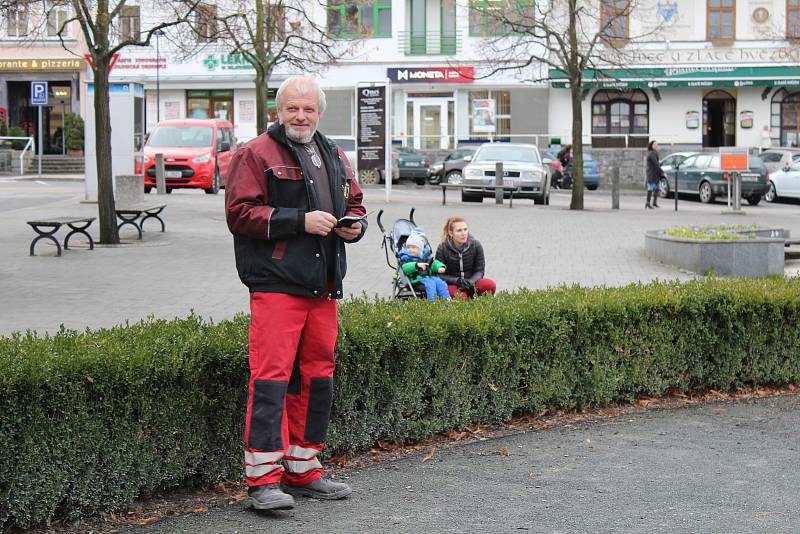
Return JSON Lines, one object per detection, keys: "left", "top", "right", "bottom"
{"left": 397, "top": 31, "right": 461, "bottom": 56}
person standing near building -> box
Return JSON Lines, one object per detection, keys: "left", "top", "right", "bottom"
{"left": 645, "top": 140, "right": 663, "bottom": 209}
{"left": 225, "top": 75, "right": 367, "bottom": 511}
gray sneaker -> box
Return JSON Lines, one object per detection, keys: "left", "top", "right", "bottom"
{"left": 246, "top": 483, "right": 295, "bottom": 510}
{"left": 281, "top": 477, "right": 352, "bottom": 500}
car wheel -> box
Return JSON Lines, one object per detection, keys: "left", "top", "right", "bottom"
{"left": 534, "top": 195, "right": 546, "bottom": 205}
{"left": 166, "top": 187, "right": 173, "bottom": 194}
{"left": 204, "top": 168, "right": 220, "bottom": 194}
{"left": 764, "top": 182, "right": 777, "bottom": 203}
{"left": 144, "top": 185, "right": 153, "bottom": 194}
{"left": 698, "top": 181, "right": 714, "bottom": 203}
{"left": 445, "top": 170, "right": 463, "bottom": 184}
{"left": 360, "top": 169, "right": 380, "bottom": 185}
{"left": 658, "top": 177, "right": 670, "bottom": 198}
{"left": 461, "top": 191, "right": 483, "bottom": 203}
{"left": 545, "top": 194, "right": 550, "bottom": 205}
{"left": 586, "top": 184, "right": 598, "bottom": 191}
{"left": 415, "top": 177, "right": 426, "bottom": 186}
{"left": 747, "top": 194, "right": 762, "bottom": 206}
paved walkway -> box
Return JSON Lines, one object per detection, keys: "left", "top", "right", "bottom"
{"left": 127, "top": 393, "right": 800, "bottom": 534}
{"left": 2, "top": 179, "right": 800, "bottom": 334}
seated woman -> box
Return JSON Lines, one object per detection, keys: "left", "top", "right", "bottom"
{"left": 435, "top": 216, "right": 497, "bottom": 298}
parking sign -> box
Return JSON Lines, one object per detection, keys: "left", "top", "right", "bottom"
{"left": 31, "top": 81, "right": 48, "bottom": 105}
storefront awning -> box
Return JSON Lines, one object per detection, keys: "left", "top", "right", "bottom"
{"left": 550, "top": 66, "right": 800, "bottom": 89}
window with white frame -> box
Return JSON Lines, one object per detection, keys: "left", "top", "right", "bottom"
{"left": 7, "top": 0, "right": 30, "bottom": 37}
{"left": 46, "top": 0, "right": 70, "bottom": 36}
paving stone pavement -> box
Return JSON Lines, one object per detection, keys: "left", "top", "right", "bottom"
{"left": 2, "top": 179, "right": 800, "bottom": 335}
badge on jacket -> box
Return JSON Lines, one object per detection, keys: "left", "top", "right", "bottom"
{"left": 343, "top": 181, "right": 350, "bottom": 199}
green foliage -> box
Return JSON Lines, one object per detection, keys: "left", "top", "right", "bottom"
{"left": 665, "top": 224, "right": 761, "bottom": 240}
{"left": 64, "top": 113, "right": 85, "bottom": 152}
{"left": 6, "top": 126, "right": 28, "bottom": 150}
{"left": 3, "top": 279, "right": 800, "bottom": 529}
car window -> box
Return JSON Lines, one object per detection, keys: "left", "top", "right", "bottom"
{"left": 759, "top": 152, "right": 782, "bottom": 163}
{"left": 333, "top": 138, "right": 355, "bottom": 151}
{"left": 681, "top": 155, "right": 698, "bottom": 168}
{"left": 694, "top": 154, "right": 712, "bottom": 169}
{"left": 792, "top": 154, "right": 800, "bottom": 162}
{"left": 790, "top": 162, "right": 800, "bottom": 172}
{"left": 709, "top": 155, "right": 720, "bottom": 169}
{"left": 474, "top": 145, "right": 540, "bottom": 163}
{"left": 661, "top": 155, "right": 675, "bottom": 167}
{"left": 149, "top": 125, "right": 214, "bottom": 148}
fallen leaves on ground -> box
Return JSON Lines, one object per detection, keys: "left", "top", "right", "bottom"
{"left": 421, "top": 447, "right": 437, "bottom": 463}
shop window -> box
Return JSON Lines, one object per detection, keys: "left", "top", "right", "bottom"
{"left": 601, "top": 0, "right": 629, "bottom": 41}
{"left": 7, "top": 0, "right": 29, "bottom": 37}
{"left": 707, "top": 0, "right": 735, "bottom": 41}
{"left": 591, "top": 89, "right": 649, "bottom": 148}
{"left": 328, "top": 1, "right": 392, "bottom": 38}
{"left": 119, "top": 5, "right": 140, "bottom": 41}
{"left": 195, "top": 3, "right": 218, "bottom": 42}
{"left": 788, "top": 0, "right": 800, "bottom": 38}
{"left": 771, "top": 89, "right": 800, "bottom": 147}
{"left": 467, "top": 90, "right": 510, "bottom": 139}
{"left": 46, "top": 0, "right": 70, "bottom": 37}
{"left": 468, "top": 0, "right": 535, "bottom": 37}
{"left": 186, "top": 90, "right": 234, "bottom": 123}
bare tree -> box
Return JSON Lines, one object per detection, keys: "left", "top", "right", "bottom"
{"left": 176, "top": 0, "right": 361, "bottom": 135}
{"left": 472, "top": 0, "right": 669, "bottom": 209}
{"left": 0, "top": 0, "right": 199, "bottom": 243}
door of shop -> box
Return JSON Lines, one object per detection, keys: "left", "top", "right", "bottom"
{"left": 703, "top": 90, "right": 736, "bottom": 147}
{"left": 7, "top": 81, "right": 72, "bottom": 155}
{"left": 411, "top": 97, "right": 452, "bottom": 150}
{"left": 186, "top": 90, "right": 234, "bottom": 123}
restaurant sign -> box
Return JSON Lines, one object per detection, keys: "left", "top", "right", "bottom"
{"left": 0, "top": 58, "right": 84, "bottom": 72}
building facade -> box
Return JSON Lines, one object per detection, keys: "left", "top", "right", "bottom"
{"left": 104, "top": 0, "right": 548, "bottom": 150}
{"left": 0, "top": 2, "right": 87, "bottom": 155}
{"left": 549, "top": 0, "right": 800, "bottom": 149}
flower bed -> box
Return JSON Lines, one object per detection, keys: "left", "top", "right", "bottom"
{"left": 645, "top": 225, "right": 785, "bottom": 277}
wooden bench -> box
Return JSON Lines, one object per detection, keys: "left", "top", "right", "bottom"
{"left": 27, "top": 217, "right": 96, "bottom": 256}
{"left": 440, "top": 183, "right": 521, "bottom": 208}
{"left": 115, "top": 204, "right": 167, "bottom": 240}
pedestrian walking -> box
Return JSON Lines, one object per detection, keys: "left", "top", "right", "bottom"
{"left": 225, "top": 75, "right": 367, "bottom": 511}
{"left": 645, "top": 140, "right": 663, "bottom": 209}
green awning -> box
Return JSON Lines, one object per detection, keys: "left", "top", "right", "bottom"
{"left": 550, "top": 66, "right": 800, "bottom": 89}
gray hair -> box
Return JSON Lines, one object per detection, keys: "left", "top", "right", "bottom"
{"left": 275, "top": 76, "right": 327, "bottom": 115}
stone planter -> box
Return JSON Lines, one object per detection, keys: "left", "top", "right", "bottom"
{"left": 645, "top": 228, "right": 786, "bottom": 277}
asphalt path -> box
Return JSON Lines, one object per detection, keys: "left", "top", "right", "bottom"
{"left": 125, "top": 393, "right": 800, "bottom": 534}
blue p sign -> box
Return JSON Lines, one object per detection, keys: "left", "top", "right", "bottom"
{"left": 31, "top": 81, "right": 48, "bottom": 105}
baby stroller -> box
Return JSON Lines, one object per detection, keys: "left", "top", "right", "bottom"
{"left": 377, "top": 208, "right": 433, "bottom": 299}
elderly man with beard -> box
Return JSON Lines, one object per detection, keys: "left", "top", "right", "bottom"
{"left": 225, "top": 75, "right": 367, "bottom": 511}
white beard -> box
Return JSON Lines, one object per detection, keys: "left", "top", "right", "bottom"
{"left": 285, "top": 124, "right": 316, "bottom": 144}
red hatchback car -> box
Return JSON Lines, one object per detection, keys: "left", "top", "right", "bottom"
{"left": 138, "top": 118, "right": 236, "bottom": 194}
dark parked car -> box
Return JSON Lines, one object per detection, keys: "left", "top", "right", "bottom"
{"left": 428, "top": 148, "right": 476, "bottom": 185}
{"left": 661, "top": 152, "right": 770, "bottom": 205}
{"left": 396, "top": 147, "right": 430, "bottom": 185}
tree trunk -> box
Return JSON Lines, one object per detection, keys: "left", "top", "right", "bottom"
{"left": 93, "top": 56, "right": 120, "bottom": 244}
{"left": 255, "top": 66, "right": 270, "bottom": 135}
{"left": 569, "top": 84, "right": 584, "bottom": 210}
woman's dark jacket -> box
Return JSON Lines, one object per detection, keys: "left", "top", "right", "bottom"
{"left": 646, "top": 149, "right": 663, "bottom": 185}
{"left": 435, "top": 236, "right": 486, "bottom": 285}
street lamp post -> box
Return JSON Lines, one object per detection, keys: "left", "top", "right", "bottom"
{"left": 155, "top": 30, "right": 163, "bottom": 123}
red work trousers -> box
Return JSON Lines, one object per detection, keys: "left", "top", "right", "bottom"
{"left": 244, "top": 292, "right": 338, "bottom": 487}
{"left": 447, "top": 277, "right": 497, "bottom": 299}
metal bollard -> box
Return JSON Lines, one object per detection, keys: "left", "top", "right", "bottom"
{"left": 155, "top": 153, "right": 166, "bottom": 195}
{"left": 495, "top": 162, "right": 504, "bottom": 205}
{"left": 611, "top": 165, "right": 620, "bottom": 210}
{"left": 732, "top": 172, "right": 742, "bottom": 211}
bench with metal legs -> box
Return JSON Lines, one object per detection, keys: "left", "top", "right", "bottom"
{"left": 27, "top": 217, "right": 96, "bottom": 256}
{"left": 115, "top": 204, "right": 167, "bottom": 240}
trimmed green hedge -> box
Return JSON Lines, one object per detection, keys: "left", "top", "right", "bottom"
{"left": 3, "top": 279, "right": 800, "bottom": 529}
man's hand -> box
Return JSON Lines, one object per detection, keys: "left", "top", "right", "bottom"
{"left": 305, "top": 211, "right": 338, "bottom": 236}
{"left": 334, "top": 221, "right": 362, "bottom": 240}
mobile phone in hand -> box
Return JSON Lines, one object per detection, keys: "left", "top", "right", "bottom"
{"left": 336, "top": 215, "right": 363, "bottom": 228}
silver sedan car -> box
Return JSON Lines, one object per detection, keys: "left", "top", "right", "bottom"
{"left": 461, "top": 143, "right": 550, "bottom": 204}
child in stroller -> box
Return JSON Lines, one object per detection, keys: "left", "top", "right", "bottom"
{"left": 377, "top": 208, "right": 449, "bottom": 300}
{"left": 399, "top": 233, "right": 450, "bottom": 302}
